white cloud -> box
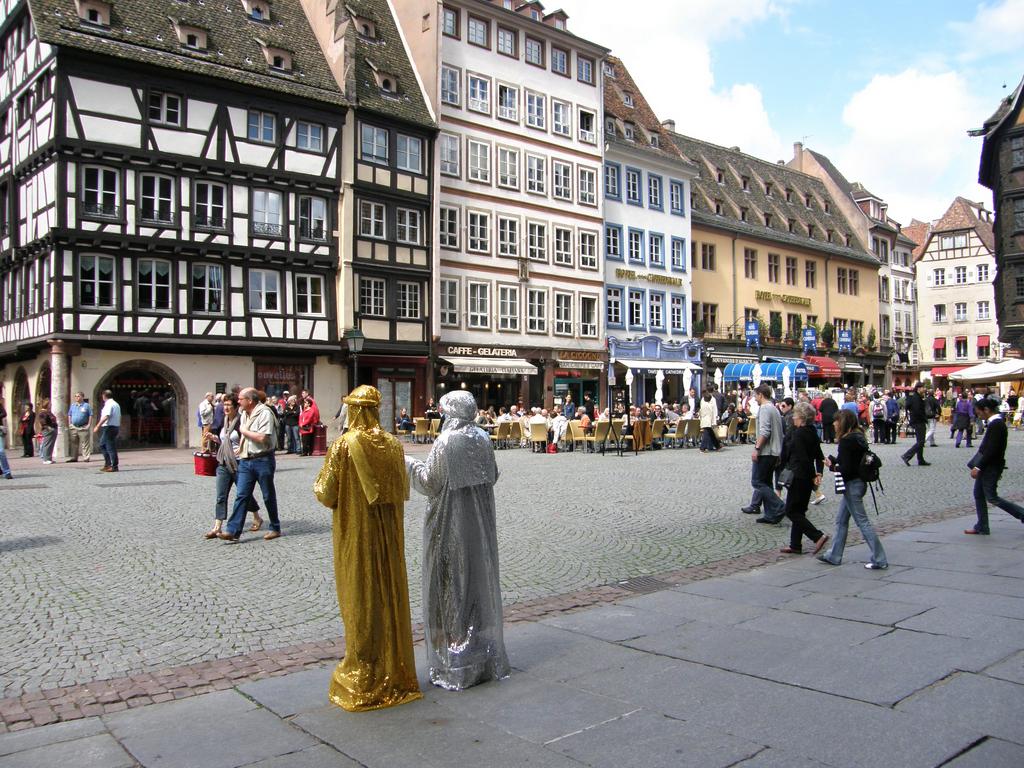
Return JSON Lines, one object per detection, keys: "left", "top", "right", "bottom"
{"left": 950, "top": 0, "right": 1024, "bottom": 61}
{"left": 828, "top": 69, "right": 990, "bottom": 223}
{"left": 559, "top": 0, "right": 792, "bottom": 160}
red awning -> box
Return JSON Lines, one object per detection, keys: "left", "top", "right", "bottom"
{"left": 931, "top": 365, "right": 968, "bottom": 377}
{"left": 933, "top": 338, "right": 946, "bottom": 350}
{"left": 978, "top": 335, "right": 990, "bottom": 346}
{"left": 803, "top": 355, "right": 841, "bottom": 378}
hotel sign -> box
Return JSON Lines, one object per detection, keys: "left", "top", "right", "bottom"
{"left": 615, "top": 268, "right": 684, "bottom": 287}
{"left": 755, "top": 290, "right": 811, "bottom": 308}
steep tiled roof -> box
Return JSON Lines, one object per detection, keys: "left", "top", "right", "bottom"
{"left": 933, "top": 196, "right": 995, "bottom": 253}
{"left": 850, "top": 181, "right": 881, "bottom": 201}
{"left": 28, "top": 0, "right": 347, "bottom": 106}
{"left": 902, "top": 219, "right": 931, "bottom": 262}
{"left": 808, "top": 148, "right": 854, "bottom": 200}
{"left": 670, "top": 132, "right": 877, "bottom": 266}
{"left": 602, "top": 55, "right": 692, "bottom": 168}
{"left": 342, "top": 0, "right": 434, "bottom": 128}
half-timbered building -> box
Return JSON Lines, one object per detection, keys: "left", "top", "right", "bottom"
{"left": 0, "top": 0, "right": 347, "bottom": 451}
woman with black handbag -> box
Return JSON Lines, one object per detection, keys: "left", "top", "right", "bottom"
{"left": 778, "top": 402, "right": 829, "bottom": 555}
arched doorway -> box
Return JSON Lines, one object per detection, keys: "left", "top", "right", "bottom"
{"left": 13, "top": 367, "right": 30, "bottom": 410}
{"left": 35, "top": 362, "right": 52, "bottom": 407}
{"left": 95, "top": 360, "right": 188, "bottom": 449}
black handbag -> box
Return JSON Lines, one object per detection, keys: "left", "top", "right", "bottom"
{"left": 778, "top": 467, "right": 795, "bottom": 488}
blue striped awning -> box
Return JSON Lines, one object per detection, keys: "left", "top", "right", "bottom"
{"left": 722, "top": 359, "right": 808, "bottom": 383}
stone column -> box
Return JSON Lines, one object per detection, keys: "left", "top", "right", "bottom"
{"left": 48, "top": 340, "right": 70, "bottom": 461}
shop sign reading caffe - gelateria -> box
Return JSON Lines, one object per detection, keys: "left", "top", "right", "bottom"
{"left": 443, "top": 345, "right": 519, "bottom": 358}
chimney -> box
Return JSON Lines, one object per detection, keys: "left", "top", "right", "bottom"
{"left": 661, "top": 119, "right": 676, "bottom": 133}
{"left": 792, "top": 141, "right": 804, "bottom": 170}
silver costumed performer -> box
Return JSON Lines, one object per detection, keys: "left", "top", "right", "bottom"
{"left": 405, "top": 390, "right": 510, "bottom": 690}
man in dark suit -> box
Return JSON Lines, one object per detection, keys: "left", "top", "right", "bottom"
{"left": 901, "top": 382, "right": 931, "bottom": 466}
{"left": 966, "top": 398, "right": 1024, "bottom": 535}
{"left": 818, "top": 393, "right": 838, "bottom": 443}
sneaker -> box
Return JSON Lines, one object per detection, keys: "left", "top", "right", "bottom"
{"left": 817, "top": 555, "right": 838, "bottom": 565}
{"left": 864, "top": 563, "right": 888, "bottom": 570}
{"left": 901, "top": 456, "right": 911, "bottom": 467}
{"left": 740, "top": 506, "right": 760, "bottom": 515}
{"left": 3, "top": 474, "right": 12, "bottom": 480}
{"left": 811, "top": 494, "right": 826, "bottom": 505}
{"left": 42, "top": 460, "right": 53, "bottom": 465}
{"left": 918, "top": 461, "right": 931, "bottom": 466}
{"left": 755, "top": 517, "right": 779, "bottom": 525}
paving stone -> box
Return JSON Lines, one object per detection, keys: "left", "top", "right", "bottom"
{"left": 617, "top": 590, "right": 768, "bottom": 625}
{"left": 238, "top": 666, "right": 334, "bottom": 718}
{"left": 0, "top": 733, "right": 134, "bottom": 768}
{"left": 897, "top": 607, "right": 1024, "bottom": 640}
{"left": 546, "top": 708, "right": 762, "bottom": 767}
{"left": 237, "top": 744, "right": 362, "bottom": 768}
{"left": 983, "top": 651, "right": 1024, "bottom": 685}
{"left": 0, "top": 716, "right": 106, "bottom": 757}
{"left": 941, "top": 737, "right": 1024, "bottom": 767}
{"left": 732, "top": 609, "right": 889, "bottom": 646}
{"left": 781, "top": 593, "right": 929, "bottom": 625}
{"left": 104, "top": 689, "right": 316, "bottom": 768}
{"left": 897, "top": 672, "right": 1024, "bottom": 745}
{"left": 675, "top": 578, "right": 810, "bottom": 607}
{"left": 539, "top": 603, "right": 692, "bottom": 642}
{"left": 503, "top": 622, "right": 651, "bottom": 683}
{"left": 883, "top": 566, "right": 1024, "bottom": 597}
{"left": 729, "top": 746, "right": 833, "bottom": 767}
{"left": 863, "top": 582, "right": 1024, "bottom": 619}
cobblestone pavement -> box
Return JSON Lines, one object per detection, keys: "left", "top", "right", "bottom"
{"left": 1, "top": 431, "right": 1022, "bottom": 701}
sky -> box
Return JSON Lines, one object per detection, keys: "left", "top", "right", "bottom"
{"left": 558, "top": 0, "right": 1024, "bottom": 225}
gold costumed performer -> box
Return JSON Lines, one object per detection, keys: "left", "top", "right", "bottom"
{"left": 313, "top": 385, "right": 422, "bottom": 711}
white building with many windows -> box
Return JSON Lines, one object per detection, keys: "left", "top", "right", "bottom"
{"left": 601, "top": 57, "right": 699, "bottom": 405}
{"left": 913, "top": 197, "right": 1000, "bottom": 384}
{"left": 0, "top": 0, "right": 347, "bottom": 452}
{"left": 421, "top": 0, "right": 609, "bottom": 411}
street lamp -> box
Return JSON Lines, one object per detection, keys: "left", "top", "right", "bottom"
{"left": 343, "top": 328, "right": 365, "bottom": 388}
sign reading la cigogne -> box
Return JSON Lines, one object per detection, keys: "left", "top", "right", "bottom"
{"left": 444, "top": 345, "right": 518, "bottom": 358}
{"left": 614, "top": 268, "right": 684, "bottom": 287}
{"left": 755, "top": 290, "right": 812, "bottom": 308}
{"left": 557, "top": 350, "right": 604, "bottom": 361}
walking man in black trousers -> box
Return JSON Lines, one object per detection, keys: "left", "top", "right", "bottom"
{"left": 901, "top": 382, "right": 930, "bottom": 467}
{"left": 965, "top": 398, "right": 1024, "bottom": 535}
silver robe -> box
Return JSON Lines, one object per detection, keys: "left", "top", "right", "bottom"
{"left": 405, "top": 391, "right": 510, "bottom": 690}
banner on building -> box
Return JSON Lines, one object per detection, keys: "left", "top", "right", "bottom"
{"left": 802, "top": 327, "right": 818, "bottom": 353}
{"left": 838, "top": 329, "right": 853, "bottom": 353}
{"left": 745, "top": 320, "right": 760, "bottom": 349}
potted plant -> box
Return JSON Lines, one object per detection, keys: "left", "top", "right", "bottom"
{"left": 769, "top": 313, "right": 783, "bottom": 343}
{"left": 867, "top": 326, "right": 877, "bottom": 351}
{"left": 693, "top": 319, "right": 706, "bottom": 339}
{"left": 821, "top": 322, "right": 835, "bottom": 350}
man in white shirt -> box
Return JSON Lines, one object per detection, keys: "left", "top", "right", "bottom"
{"left": 198, "top": 392, "right": 215, "bottom": 450}
{"left": 220, "top": 388, "right": 281, "bottom": 542}
{"left": 93, "top": 390, "right": 121, "bottom": 472}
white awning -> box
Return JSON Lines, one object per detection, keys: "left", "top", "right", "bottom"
{"left": 441, "top": 356, "right": 538, "bottom": 376}
{"left": 622, "top": 359, "right": 702, "bottom": 372}
{"left": 840, "top": 362, "right": 864, "bottom": 372}
{"left": 555, "top": 358, "right": 605, "bottom": 370}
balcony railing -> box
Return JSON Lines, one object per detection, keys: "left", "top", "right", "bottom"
{"left": 194, "top": 214, "right": 225, "bottom": 229}
{"left": 82, "top": 202, "right": 120, "bottom": 218}
{"left": 300, "top": 223, "right": 327, "bottom": 241}
{"left": 140, "top": 209, "right": 175, "bottom": 225}
{"left": 251, "top": 221, "right": 284, "bottom": 237}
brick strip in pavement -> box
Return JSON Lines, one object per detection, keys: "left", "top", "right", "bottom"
{"left": 0, "top": 496, "right": 986, "bottom": 733}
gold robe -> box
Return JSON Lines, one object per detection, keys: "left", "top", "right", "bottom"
{"left": 313, "top": 419, "right": 422, "bottom": 712}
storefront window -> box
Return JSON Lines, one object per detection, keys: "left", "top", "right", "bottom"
{"left": 255, "top": 363, "right": 311, "bottom": 398}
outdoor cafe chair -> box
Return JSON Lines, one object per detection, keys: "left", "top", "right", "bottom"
{"left": 412, "top": 418, "right": 429, "bottom": 444}
{"left": 510, "top": 421, "right": 523, "bottom": 447}
{"left": 529, "top": 422, "right": 549, "bottom": 452}
{"left": 668, "top": 419, "right": 687, "bottom": 448}
{"left": 429, "top": 418, "right": 441, "bottom": 441}
{"left": 490, "top": 421, "right": 511, "bottom": 449}
{"left": 684, "top": 419, "right": 701, "bottom": 448}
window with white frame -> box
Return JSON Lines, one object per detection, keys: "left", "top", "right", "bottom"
{"left": 978, "top": 263, "right": 990, "bottom": 282}
{"left": 497, "top": 83, "right": 518, "bottom": 121}
{"left": 396, "top": 281, "right": 420, "bottom": 319}
{"left": 933, "top": 268, "right": 946, "bottom": 286}
{"left": 252, "top": 190, "right": 283, "bottom": 236}
{"left": 977, "top": 300, "right": 990, "bottom": 320}
{"left": 299, "top": 196, "right": 327, "bottom": 240}
{"left": 247, "top": 110, "right": 276, "bottom": 143}
{"left": 359, "top": 200, "right": 385, "bottom": 239}
{"left": 295, "top": 274, "right": 324, "bottom": 315}
{"left": 606, "top": 226, "right": 621, "bottom": 259}
{"left": 360, "top": 124, "right": 388, "bottom": 164}
{"left": 441, "top": 65, "right": 460, "bottom": 105}
{"left": 194, "top": 181, "right": 226, "bottom": 228}
{"left": 467, "top": 15, "right": 488, "bottom": 46}
{"left": 249, "top": 269, "right": 280, "bottom": 312}
{"left": 671, "top": 295, "right": 685, "bottom": 332}
{"left": 526, "top": 91, "right": 545, "bottom": 129}
{"left": 577, "top": 56, "right": 594, "bottom": 84}
{"left": 628, "top": 230, "right": 643, "bottom": 263}
{"left": 148, "top": 91, "right": 182, "bottom": 126}
{"left": 137, "top": 258, "right": 171, "bottom": 311}
{"left": 79, "top": 255, "right": 115, "bottom": 308}
{"left": 625, "top": 168, "right": 640, "bottom": 203}
{"left": 579, "top": 231, "right": 597, "bottom": 269}
{"left": 578, "top": 109, "right": 596, "bottom": 143}
{"left": 671, "top": 238, "right": 685, "bottom": 270}
{"left": 396, "top": 208, "right": 422, "bottom": 245}
{"left": 498, "top": 284, "right": 519, "bottom": 330}
{"left": 649, "top": 234, "right": 663, "bottom": 266}
{"left": 954, "top": 265, "right": 967, "bottom": 285}
{"left": 527, "top": 288, "right": 547, "bottom": 332}
{"left": 580, "top": 295, "right": 597, "bottom": 337}
{"left": 553, "top": 227, "right": 572, "bottom": 266}
{"left": 554, "top": 292, "right": 572, "bottom": 335}
{"left": 955, "top": 337, "right": 968, "bottom": 359}
{"left": 528, "top": 221, "right": 546, "bottom": 261}
{"left": 606, "top": 287, "right": 622, "bottom": 326}
{"left": 954, "top": 302, "right": 967, "bottom": 322}
{"left": 628, "top": 289, "right": 643, "bottom": 327}
{"left": 467, "top": 210, "right": 490, "bottom": 253}
{"left": 497, "top": 216, "right": 519, "bottom": 257}
{"left": 397, "top": 135, "right": 422, "bottom": 173}
{"left": 139, "top": 174, "right": 173, "bottom": 223}
{"left": 359, "top": 276, "right": 386, "bottom": 316}
{"left": 296, "top": 121, "right": 323, "bottom": 152}
{"left": 439, "top": 206, "right": 459, "bottom": 249}
{"left": 468, "top": 140, "right": 490, "bottom": 182}
{"left": 648, "top": 176, "right": 662, "bottom": 208}
{"left": 467, "top": 74, "right": 490, "bottom": 113}
{"left": 440, "top": 278, "right": 459, "bottom": 326}
{"left": 553, "top": 161, "right": 571, "bottom": 200}
{"left": 497, "top": 26, "right": 516, "bottom": 56}
{"left": 524, "top": 36, "right": 543, "bottom": 66}
{"left": 82, "top": 166, "right": 119, "bottom": 217}
{"left": 934, "top": 304, "right": 947, "bottom": 323}
{"left": 440, "top": 133, "right": 460, "bottom": 176}
{"left": 649, "top": 293, "right": 663, "bottom": 328}
{"left": 552, "top": 100, "right": 570, "bottom": 136}
{"left": 551, "top": 47, "right": 568, "bottom": 76}
{"left": 526, "top": 155, "right": 546, "bottom": 194}
{"left": 605, "top": 164, "right": 619, "bottom": 198}
{"left": 191, "top": 263, "right": 223, "bottom": 313}
{"left": 670, "top": 181, "right": 683, "bottom": 213}
{"left": 442, "top": 6, "right": 458, "bottom": 36}
{"left": 468, "top": 282, "right": 490, "bottom": 328}
{"left": 498, "top": 146, "right": 519, "bottom": 188}
{"left": 578, "top": 167, "right": 596, "bottom": 205}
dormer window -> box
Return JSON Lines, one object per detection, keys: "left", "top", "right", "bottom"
{"left": 807, "top": 224, "right": 815, "bottom": 238}
{"left": 716, "top": 168, "right": 724, "bottom": 184}
{"left": 256, "top": 40, "right": 292, "bottom": 72}
{"left": 623, "top": 122, "right": 634, "bottom": 141}
{"left": 242, "top": 0, "right": 270, "bottom": 22}
{"left": 172, "top": 22, "right": 208, "bottom": 51}
{"left": 764, "top": 213, "right": 772, "bottom": 227}
{"left": 740, "top": 207, "right": 748, "bottom": 222}
{"left": 622, "top": 92, "right": 634, "bottom": 107}
{"left": 650, "top": 135, "right": 659, "bottom": 148}
{"left": 603, "top": 62, "right": 615, "bottom": 78}
{"left": 741, "top": 176, "right": 750, "bottom": 191}
{"left": 605, "top": 117, "right": 616, "bottom": 137}
{"left": 356, "top": 17, "right": 377, "bottom": 38}
{"left": 714, "top": 200, "right": 724, "bottom": 216}
{"left": 785, "top": 188, "right": 793, "bottom": 202}
{"left": 76, "top": 0, "right": 110, "bottom": 27}
{"left": 805, "top": 193, "right": 813, "bottom": 208}
{"left": 824, "top": 201, "right": 831, "bottom": 214}
{"left": 765, "top": 182, "right": 773, "bottom": 196}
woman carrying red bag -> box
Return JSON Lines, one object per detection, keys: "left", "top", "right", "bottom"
{"left": 298, "top": 396, "right": 318, "bottom": 456}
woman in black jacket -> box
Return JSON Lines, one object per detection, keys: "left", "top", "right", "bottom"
{"left": 778, "top": 402, "right": 830, "bottom": 555}
{"left": 819, "top": 409, "right": 888, "bottom": 569}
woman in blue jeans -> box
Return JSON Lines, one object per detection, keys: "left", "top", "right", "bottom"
{"left": 204, "top": 394, "right": 261, "bottom": 539}
{"left": 819, "top": 409, "right": 888, "bottom": 570}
